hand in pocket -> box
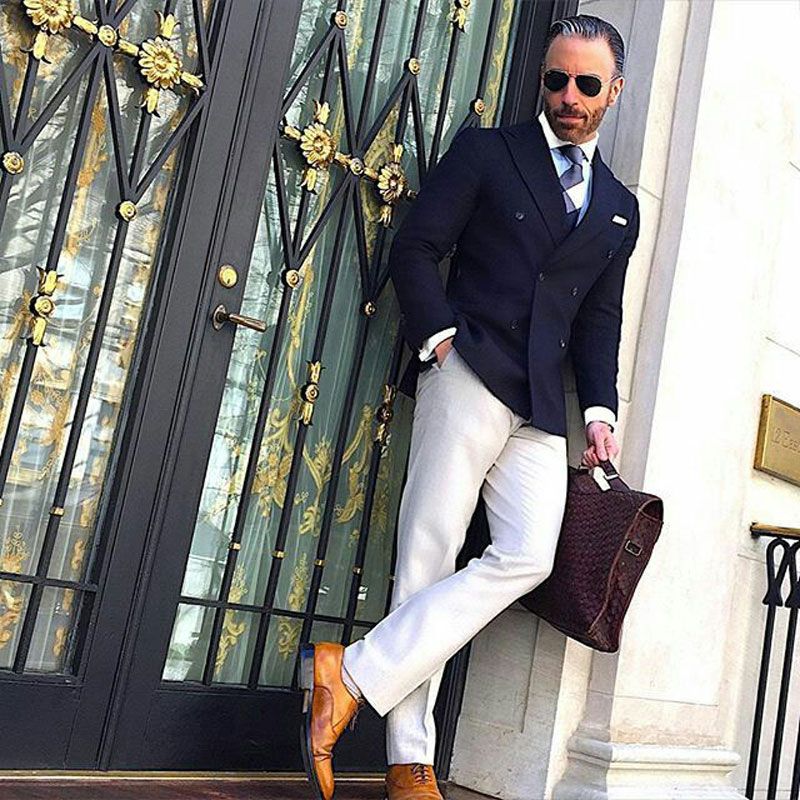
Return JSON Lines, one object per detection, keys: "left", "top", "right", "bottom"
{"left": 434, "top": 337, "right": 454, "bottom": 368}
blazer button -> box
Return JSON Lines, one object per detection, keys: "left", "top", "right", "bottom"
{"left": 510, "top": 319, "right": 519, "bottom": 330}
{"left": 571, "top": 286, "right": 578, "bottom": 296}
{"left": 559, "top": 338, "right": 566, "bottom": 348}
{"left": 538, "top": 271, "right": 545, "bottom": 281}
{"left": 515, "top": 210, "right": 525, "bottom": 220}
{"left": 606, "top": 249, "right": 615, "bottom": 260}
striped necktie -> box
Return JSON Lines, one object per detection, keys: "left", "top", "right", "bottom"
{"left": 557, "top": 144, "right": 585, "bottom": 228}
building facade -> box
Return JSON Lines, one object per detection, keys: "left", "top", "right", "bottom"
{"left": 0, "top": 0, "right": 797, "bottom": 798}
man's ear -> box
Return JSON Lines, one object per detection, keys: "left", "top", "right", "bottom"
{"left": 607, "top": 76, "right": 625, "bottom": 107}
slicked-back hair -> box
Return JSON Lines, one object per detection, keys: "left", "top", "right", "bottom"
{"left": 543, "top": 14, "right": 625, "bottom": 77}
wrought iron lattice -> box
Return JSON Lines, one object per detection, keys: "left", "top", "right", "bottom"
{"left": 166, "top": 0, "right": 522, "bottom": 690}
{"left": 746, "top": 526, "right": 800, "bottom": 800}
{"left": 0, "top": 0, "right": 218, "bottom": 676}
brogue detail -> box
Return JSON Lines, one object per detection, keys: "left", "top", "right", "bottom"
{"left": 385, "top": 762, "right": 444, "bottom": 799}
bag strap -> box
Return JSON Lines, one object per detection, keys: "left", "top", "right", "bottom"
{"left": 598, "top": 459, "right": 631, "bottom": 493}
{"left": 575, "top": 460, "right": 630, "bottom": 492}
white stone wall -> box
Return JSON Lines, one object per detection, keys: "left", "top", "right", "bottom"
{"left": 679, "top": 1, "right": 800, "bottom": 797}
{"left": 450, "top": 0, "right": 800, "bottom": 798}
{"left": 610, "top": 0, "right": 800, "bottom": 794}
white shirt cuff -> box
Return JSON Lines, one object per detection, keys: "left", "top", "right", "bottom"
{"left": 584, "top": 406, "right": 617, "bottom": 430}
{"left": 419, "top": 327, "right": 457, "bottom": 362}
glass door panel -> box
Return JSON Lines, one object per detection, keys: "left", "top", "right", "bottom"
{"left": 163, "top": 0, "right": 521, "bottom": 697}
{"left": 0, "top": 0, "right": 217, "bottom": 677}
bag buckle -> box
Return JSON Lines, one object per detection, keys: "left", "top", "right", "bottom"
{"left": 624, "top": 540, "right": 642, "bottom": 556}
{"left": 591, "top": 466, "right": 611, "bottom": 491}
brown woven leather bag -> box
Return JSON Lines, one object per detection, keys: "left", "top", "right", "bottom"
{"left": 518, "top": 459, "right": 664, "bottom": 652}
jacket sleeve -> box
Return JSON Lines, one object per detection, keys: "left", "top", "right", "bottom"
{"left": 584, "top": 405, "right": 617, "bottom": 430}
{"left": 388, "top": 126, "right": 483, "bottom": 350}
{"left": 569, "top": 197, "right": 640, "bottom": 419}
{"left": 419, "top": 326, "right": 458, "bottom": 361}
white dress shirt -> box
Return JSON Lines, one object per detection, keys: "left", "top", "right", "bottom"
{"left": 415, "top": 112, "right": 616, "bottom": 431}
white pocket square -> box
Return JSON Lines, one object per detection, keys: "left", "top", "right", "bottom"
{"left": 612, "top": 214, "right": 628, "bottom": 226}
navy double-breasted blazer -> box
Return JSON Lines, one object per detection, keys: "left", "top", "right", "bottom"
{"left": 388, "top": 117, "right": 640, "bottom": 438}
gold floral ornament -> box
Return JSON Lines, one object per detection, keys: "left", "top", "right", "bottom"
{"left": 2, "top": 152, "right": 24, "bottom": 175}
{"left": 276, "top": 551, "right": 311, "bottom": 660}
{"left": 21, "top": 0, "right": 98, "bottom": 62}
{"left": 282, "top": 100, "right": 339, "bottom": 193}
{"left": 365, "top": 143, "right": 411, "bottom": 228}
{"left": 299, "top": 361, "right": 323, "bottom": 425}
{"left": 214, "top": 565, "right": 249, "bottom": 673}
{"left": 53, "top": 626, "right": 67, "bottom": 657}
{"left": 117, "top": 200, "right": 137, "bottom": 221}
{"left": 374, "top": 384, "right": 397, "bottom": 446}
{"left": 0, "top": 530, "right": 29, "bottom": 651}
{"left": 96, "top": 24, "right": 117, "bottom": 47}
{"left": 28, "top": 266, "right": 60, "bottom": 347}
{"left": 136, "top": 13, "right": 204, "bottom": 116}
{"left": 19, "top": 4, "right": 204, "bottom": 108}
{"left": 449, "top": 0, "right": 472, "bottom": 31}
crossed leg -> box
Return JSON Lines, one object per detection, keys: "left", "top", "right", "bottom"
{"left": 342, "top": 349, "right": 568, "bottom": 762}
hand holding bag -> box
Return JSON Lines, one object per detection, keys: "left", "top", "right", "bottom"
{"left": 518, "top": 459, "right": 664, "bottom": 652}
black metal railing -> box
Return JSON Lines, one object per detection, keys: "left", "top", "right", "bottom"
{"left": 746, "top": 523, "right": 800, "bottom": 800}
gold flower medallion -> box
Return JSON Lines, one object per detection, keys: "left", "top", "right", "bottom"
{"left": 138, "top": 36, "right": 182, "bottom": 89}
{"left": 376, "top": 144, "right": 408, "bottom": 227}
{"left": 23, "top": 0, "right": 75, "bottom": 34}
{"left": 300, "top": 122, "right": 336, "bottom": 169}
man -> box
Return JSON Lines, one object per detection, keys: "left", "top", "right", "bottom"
{"left": 299, "top": 14, "right": 640, "bottom": 800}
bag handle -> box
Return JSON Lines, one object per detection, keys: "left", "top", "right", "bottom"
{"left": 599, "top": 459, "right": 631, "bottom": 492}
{"left": 577, "top": 459, "right": 631, "bottom": 492}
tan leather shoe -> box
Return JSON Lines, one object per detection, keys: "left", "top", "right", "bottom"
{"left": 384, "top": 763, "right": 444, "bottom": 799}
{"left": 298, "top": 642, "right": 365, "bottom": 800}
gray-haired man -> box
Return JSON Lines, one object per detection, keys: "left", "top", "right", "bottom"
{"left": 299, "top": 15, "right": 639, "bottom": 800}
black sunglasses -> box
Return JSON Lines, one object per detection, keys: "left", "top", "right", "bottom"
{"left": 542, "top": 69, "right": 617, "bottom": 98}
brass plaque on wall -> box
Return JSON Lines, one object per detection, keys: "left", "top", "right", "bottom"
{"left": 754, "top": 395, "right": 800, "bottom": 487}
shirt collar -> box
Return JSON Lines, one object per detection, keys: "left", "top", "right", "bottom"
{"left": 537, "top": 109, "right": 598, "bottom": 163}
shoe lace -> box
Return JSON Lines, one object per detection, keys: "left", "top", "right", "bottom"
{"left": 346, "top": 696, "right": 366, "bottom": 731}
{"left": 410, "top": 763, "right": 433, "bottom": 784}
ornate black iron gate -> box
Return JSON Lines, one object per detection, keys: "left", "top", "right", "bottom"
{"left": 0, "top": 0, "right": 574, "bottom": 773}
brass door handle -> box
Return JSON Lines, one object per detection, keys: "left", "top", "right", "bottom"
{"left": 211, "top": 303, "right": 266, "bottom": 333}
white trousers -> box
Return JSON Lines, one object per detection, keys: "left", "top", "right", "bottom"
{"left": 342, "top": 347, "right": 568, "bottom": 764}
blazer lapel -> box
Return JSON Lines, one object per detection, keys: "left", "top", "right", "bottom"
{"left": 499, "top": 119, "right": 571, "bottom": 247}
{"left": 547, "top": 149, "right": 620, "bottom": 266}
